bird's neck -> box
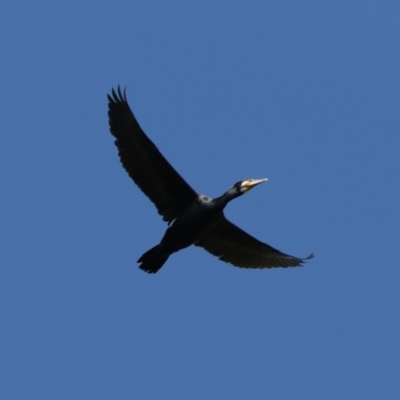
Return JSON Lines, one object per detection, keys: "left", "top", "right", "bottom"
{"left": 215, "top": 189, "right": 243, "bottom": 208}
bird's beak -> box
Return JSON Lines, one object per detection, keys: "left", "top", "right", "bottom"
{"left": 241, "top": 178, "right": 268, "bottom": 192}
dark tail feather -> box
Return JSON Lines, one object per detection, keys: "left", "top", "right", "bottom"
{"left": 137, "top": 245, "right": 169, "bottom": 274}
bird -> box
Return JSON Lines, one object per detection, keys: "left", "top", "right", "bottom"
{"left": 107, "top": 86, "right": 314, "bottom": 274}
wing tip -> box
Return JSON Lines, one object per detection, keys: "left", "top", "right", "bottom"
{"left": 108, "top": 85, "right": 128, "bottom": 104}
{"left": 303, "top": 251, "right": 315, "bottom": 261}
{"left": 298, "top": 251, "right": 315, "bottom": 266}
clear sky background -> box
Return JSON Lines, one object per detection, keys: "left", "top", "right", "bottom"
{"left": 2, "top": 1, "right": 399, "bottom": 399}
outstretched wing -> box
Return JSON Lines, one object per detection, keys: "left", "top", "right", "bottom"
{"left": 195, "top": 217, "right": 314, "bottom": 268}
{"left": 107, "top": 86, "right": 198, "bottom": 223}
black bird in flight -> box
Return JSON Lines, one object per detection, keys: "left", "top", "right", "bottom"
{"left": 107, "top": 86, "right": 314, "bottom": 273}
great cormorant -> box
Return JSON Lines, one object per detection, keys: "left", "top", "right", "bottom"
{"left": 107, "top": 86, "right": 314, "bottom": 273}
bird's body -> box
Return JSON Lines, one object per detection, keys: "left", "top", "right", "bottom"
{"left": 165, "top": 196, "right": 223, "bottom": 248}
{"left": 139, "top": 195, "right": 225, "bottom": 272}
{"left": 107, "top": 86, "right": 314, "bottom": 273}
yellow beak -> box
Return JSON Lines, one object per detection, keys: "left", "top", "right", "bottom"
{"left": 241, "top": 178, "right": 268, "bottom": 192}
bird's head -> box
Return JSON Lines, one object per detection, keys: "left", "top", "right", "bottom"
{"left": 235, "top": 178, "right": 268, "bottom": 194}
{"left": 220, "top": 178, "right": 268, "bottom": 205}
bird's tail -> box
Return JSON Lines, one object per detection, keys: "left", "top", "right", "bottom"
{"left": 138, "top": 245, "right": 169, "bottom": 274}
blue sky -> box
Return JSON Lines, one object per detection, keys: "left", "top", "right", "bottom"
{"left": 2, "top": 1, "right": 400, "bottom": 399}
